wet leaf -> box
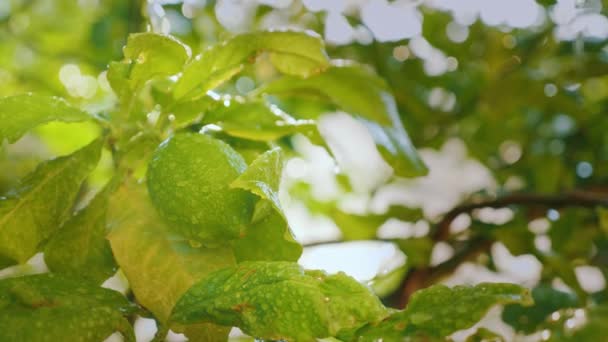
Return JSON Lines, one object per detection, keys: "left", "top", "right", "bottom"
{"left": 111, "top": 32, "right": 190, "bottom": 91}
{"left": 349, "top": 283, "right": 533, "bottom": 341}
{"left": 205, "top": 100, "right": 316, "bottom": 141}
{"left": 0, "top": 273, "right": 136, "bottom": 342}
{"left": 233, "top": 202, "right": 302, "bottom": 262}
{"left": 231, "top": 149, "right": 302, "bottom": 262}
{"left": 171, "top": 261, "right": 388, "bottom": 341}
{"left": 231, "top": 147, "right": 284, "bottom": 214}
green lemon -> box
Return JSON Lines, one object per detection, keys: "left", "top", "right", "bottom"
{"left": 147, "top": 133, "right": 256, "bottom": 244}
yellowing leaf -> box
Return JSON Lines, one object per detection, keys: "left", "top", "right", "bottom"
{"left": 107, "top": 181, "right": 235, "bottom": 341}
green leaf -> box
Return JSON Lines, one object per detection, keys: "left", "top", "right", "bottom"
{"left": 230, "top": 149, "right": 302, "bottom": 262}
{"left": 502, "top": 285, "right": 578, "bottom": 334}
{"left": 174, "top": 30, "right": 329, "bottom": 100}
{"left": 43, "top": 186, "right": 117, "bottom": 284}
{"left": 350, "top": 283, "right": 533, "bottom": 341}
{"left": 205, "top": 100, "right": 316, "bottom": 141}
{"left": 113, "top": 33, "right": 191, "bottom": 91}
{"left": 107, "top": 181, "right": 235, "bottom": 341}
{"left": 147, "top": 133, "right": 257, "bottom": 244}
{"left": 263, "top": 65, "right": 392, "bottom": 124}
{"left": 231, "top": 147, "right": 285, "bottom": 214}
{"left": 262, "top": 65, "right": 427, "bottom": 177}
{"left": 0, "top": 94, "right": 92, "bottom": 144}
{"left": 0, "top": 139, "right": 103, "bottom": 266}
{"left": 169, "top": 95, "right": 218, "bottom": 129}
{"left": 232, "top": 201, "right": 302, "bottom": 262}
{"left": 171, "top": 261, "right": 389, "bottom": 341}
{"left": 0, "top": 273, "right": 136, "bottom": 342}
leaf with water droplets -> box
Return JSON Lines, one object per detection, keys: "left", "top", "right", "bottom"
{"left": 0, "top": 94, "right": 93, "bottom": 144}
{"left": 262, "top": 65, "right": 427, "bottom": 177}
{"left": 347, "top": 283, "right": 533, "bottom": 341}
{"left": 170, "top": 261, "right": 388, "bottom": 341}
{"left": 0, "top": 273, "right": 136, "bottom": 341}
{"left": 231, "top": 149, "right": 302, "bottom": 262}
{"left": 107, "top": 181, "right": 235, "bottom": 341}
{"left": 110, "top": 32, "right": 190, "bottom": 92}
{"left": 204, "top": 101, "right": 316, "bottom": 142}
{"left": 43, "top": 186, "right": 117, "bottom": 284}
{"left": 0, "top": 138, "right": 103, "bottom": 266}
{"left": 231, "top": 147, "right": 284, "bottom": 214}
{"left": 123, "top": 33, "right": 190, "bottom": 81}
{"left": 233, "top": 201, "right": 302, "bottom": 262}
{"left": 174, "top": 31, "right": 329, "bottom": 100}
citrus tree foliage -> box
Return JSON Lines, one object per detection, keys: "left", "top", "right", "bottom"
{"left": 1, "top": 0, "right": 608, "bottom": 341}
{"left": 0, "top": 25, "right": 529, "bottom": 341}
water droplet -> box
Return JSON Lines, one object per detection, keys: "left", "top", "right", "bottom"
{"left": 136, "top": 52, "right": 147, "bottom": 64}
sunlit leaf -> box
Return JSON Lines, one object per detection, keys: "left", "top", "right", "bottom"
{"left": 174, "top": 30, "right": 329, "bottom": 100}
{"left": 0, "top": 139, "right": 102, "bottom": 266}
{"left": 171, "top": 261, "right": 389, "bottom": 341}
{"left": 0, "top": 94, "right": 93, "bottom": 143}
{"left": 0, "top": 273, "right": 136, "bottom": 342}
{"left": 112, "top": 32, "right": 190, "bottom": 91}
{"left": 205, "top": 100, "right": 316, "bottom": 141}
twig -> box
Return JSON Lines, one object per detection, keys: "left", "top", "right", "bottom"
{"left": 432, "top": 191, "right": 608, "bottom": 241}
{"left": 397, "top": 191, "right": 608, "bottom": 308}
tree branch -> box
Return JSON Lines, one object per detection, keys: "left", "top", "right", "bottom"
{"left": 432, "top": 191, "right": 608, "bottom": 241}
{"left": 397, "top": 191, "right": 608, "bottom": 308}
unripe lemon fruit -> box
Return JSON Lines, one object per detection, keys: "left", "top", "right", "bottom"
{"left": 147, "top": 133, "right": 256, "bottom": 244}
